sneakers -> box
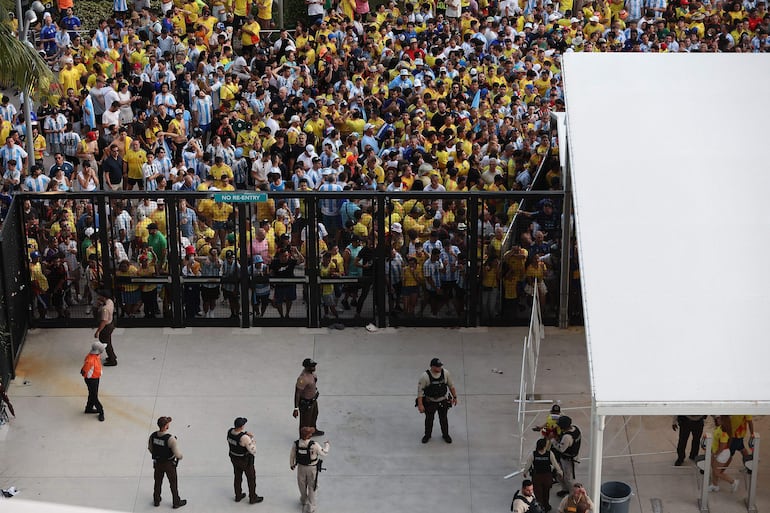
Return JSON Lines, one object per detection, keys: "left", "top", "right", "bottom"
{"left": 731, "top": 479, "right": 740, "bottom": 492}
{"left": 249, "top": 496, "right": 264, "bottom": 504}
{"left": 98, "top": 413, "right": 105, "bottom": 422}
{"left": 421, "top": 435, "right": 431, "bottom": 444}
{"left": 674, "top": 459, "right": 684, "bottom": 466}
{"left": 172, "top": 499, "right": 187, "bottom": 509}
{"left": 104, "top": 360, "right": 117, "bottom": 367}
{"left": 707, "top": 485, "right": 720, "bottom": 492}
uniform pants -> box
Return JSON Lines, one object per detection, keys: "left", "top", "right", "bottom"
{"left": 424, "top": 399, "right": 450, "bottom": 438}
{"left": 299, "top": 400, "right": 319, "bottom": 436}
{"left": 153, "top": 460, "right": 182, "bottom": 506}
{"left": 84, "top": 378, "right": 103, "bottom": 414}
{"left": 230, "top": 454, "right": 258, "bottom": 501}
{"left": 556, "top": 455, "right": 575, "bottom": 493}
{"left": 533, "top": 472, "right": 554, "bottom": 511}
{"left": 297, "top": 463, "right": 318, "bottom": 513}
{"left": 99, "top": 323, "right": 117, "bottom": 363}
{"left": 677, "top": 417, "right": 704, "bottom": 461}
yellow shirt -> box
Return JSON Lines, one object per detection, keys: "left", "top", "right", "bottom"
{"left": 211, "top": 202, "right": 234, "bottom": 222}
{"left": 210, "top": 163, "right": 234, "bottom": 185}
{"left": 59, "top": 67, "right": 82, "bottom": 94}
{"left": 124, "top": 148, "right": 147, "bottom": 180}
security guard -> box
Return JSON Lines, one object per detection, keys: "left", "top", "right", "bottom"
{"left": 417, "top": 357, "right": 458, "bottom": 444}
{"left": 227, "top": 417, "right": 264, "bottom": 504}
{"left": 525, "top": 438, "right": 562, "bottom": 512}
{"left": 550, "top": 415, "right": 581, "bottom": 497}
{"left": 148, "top": 416, "right": 187, "bottom": 509}
{"left": 290, "top": 426, "right": 330, "bottom": 513}
{"left": 293, "top": 358, "right": 324, "bottom": 437}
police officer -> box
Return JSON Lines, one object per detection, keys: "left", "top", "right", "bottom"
{"left": 290, "top": 427, "right": 330, "bottom": 513}
{"left": 293, "top": 358, "right": 324, "bottom": 437}
{"left": 148, "top": 416, "right": 187, "bottom": 509}
{"left": 525, "top": 438, "right": 562, "bottom": 512}
{"left": 511, "top": 479, "right": 545, "bottom": 513}
{"left": 549, "top": 416, "right": 581, "bottom": 497}
{"left": 227, "top": 417, "right": 264, "bottom": 504}
{"left": 417, "top": 357, "right": 458, "bottom": 444}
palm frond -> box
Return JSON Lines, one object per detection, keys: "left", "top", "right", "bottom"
{"left": 0, "top": 2, "right": 53, "bottom": 92}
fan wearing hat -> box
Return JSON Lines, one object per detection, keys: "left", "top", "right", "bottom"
{"left": 227, "top": 417, "right": 264, "bottom": 503}
{"left": 417, "top": 357, "right": 458, "bottom": 444}
{"left": 293, "top": 358, "right": 325, "bottom": 438}
{"left": 81, "top": 341, "right": 107, "bottom": 421}
{"left": 148, "top": 416, "right": 187, "bottom": 508}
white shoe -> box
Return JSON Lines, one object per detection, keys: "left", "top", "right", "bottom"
{"left": 708, "top": 485, "right": 720, "bottom": 492}
{"left": 731, "top": 479, "right": 740, "bottom": 492}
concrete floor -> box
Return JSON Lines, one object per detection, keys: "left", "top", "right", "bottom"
{"left": 0, "top": 326, "right": 766, "bottom": 513}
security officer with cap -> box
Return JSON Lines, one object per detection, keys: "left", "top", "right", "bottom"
{"left": 148, "top": 416, "right": 187, "bottom": 508}
{"left": 290, "top": 426, "right": 330, "bottom": 513}
{"left": 294, "top": 358, "right": 324, "bottom": 437}
{"left": 227, "top": 417, "right": 264, "bottom": 504}
{"left": 417, "top": 357, "right": 458, "bottom": 444}
{"left": 550, "top": 415, "right": 581, "bottom": 497}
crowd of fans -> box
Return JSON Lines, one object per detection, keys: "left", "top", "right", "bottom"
{"left": 7, "top": 0, "right": 760, "bottom": 321}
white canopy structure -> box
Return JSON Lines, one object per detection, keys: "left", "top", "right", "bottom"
{"left": 561, "top": 53, "right": 770, "bottom": 508}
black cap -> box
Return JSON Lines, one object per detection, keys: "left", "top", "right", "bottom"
{"left": 302, "top": 358, "right": 317, "bottom": 368}
{"left": 225, "top": 250, "right": 235, "bottom": 258}
{"left": 234, "top": 417, "right": 247, "bottom": 428}
{"left": 558, "top": 415, "right": 572, "bottom": 429}
{"left": 430, "top": 357, "right": 443, "bottom": 367}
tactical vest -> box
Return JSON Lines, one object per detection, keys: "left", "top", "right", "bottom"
{"left": 295, "top": 440, "right": 317, "bottom": 466}
{"left": 531, "top": 451, "right": 552, "bottom": 474}
{"left": 150, "top": 432, "right": 174, "bottom": 461}
{"left": 423, "top": 369, "right": 448, "bottom": 399}
{"left": 562, "top": 426, "right": 582, "bottom": 459}
{"left": 228, "top": 429, "right": 248, "bottom": 457}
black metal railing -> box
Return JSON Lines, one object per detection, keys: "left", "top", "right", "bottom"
{"left": 12, "top": 190, "right": 565, "bottom": 332}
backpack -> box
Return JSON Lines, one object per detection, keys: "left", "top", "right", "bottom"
{"left": 511, "top": 490, "right": 545, "bottom": 513}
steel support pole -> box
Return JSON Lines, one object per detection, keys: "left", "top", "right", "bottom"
{"left": 16, "top": 0, "right": 36, "bottom": 173}
{"left": 746, "top": 434, "right": 759, "bottom": 513}
{"left": 589, "top": 411, "right": 604, "bottom": 513}
{"left": 699, "top": 432, "right": 712, "bottom": 513}
{"left": 558, "top": 148, "right": 572, "bottom": 328}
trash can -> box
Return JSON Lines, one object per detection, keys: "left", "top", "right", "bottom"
{"left": 600, "top": 481, "right": 633, "bottom": 513}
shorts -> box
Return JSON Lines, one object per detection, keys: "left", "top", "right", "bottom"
{"left": 252, "top": 292, "right": 270, "bottom": 306}
{"left": 127, "top": 177, "right": 143, "bottom": 188}
{"left": 122, "top": 290, "right": 141, "bottom": 305}
{"left": 223, "top": 288, "right": 239, "bottom": 300}
{"left": 322, "top": 293, "right": 335, "bottom": 307}
{"left": 274, "top": 284, "right": 297, "bottom": 302}
{"left": 213, "top": 220, "right": 228, "bottom": 230}
{"left": 441, "top": 280, "right": 456, "bottom": 297}
{"left": 201, "top": 286, "right": 220, "bottom": 302}
{"left": 402, "top": 285, "right": 418, "bottom": 295}
{"left": 729, "top": 437, "right": 746, "bottom": 455}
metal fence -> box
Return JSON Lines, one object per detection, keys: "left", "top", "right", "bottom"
{"left": 12, "top": 190, "right": 567, "bottom": 331}
{"left": 0, "top": 198, "right": 30, "bottom": 384}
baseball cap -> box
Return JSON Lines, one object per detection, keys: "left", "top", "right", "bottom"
{"left": 430, "top": 357, "right": 443, "bottom": 367}
{"left": 305, "top": 144, "right": 314, "bottom": 152}
{"left": 391, "top": 222, "right": 402, "bottom": 233}
{"left": 302, "top": 358, "right": 317, "bottom": 368}
{"left": 253, "top": 255, "right": 263, "bottom": 263}
{"left": 225, "top": 250, "right": 235, "bottom": 258}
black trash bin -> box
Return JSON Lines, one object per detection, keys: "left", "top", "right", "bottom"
{"left": 600, "top": 481, "right": 632, "bottom": 513}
